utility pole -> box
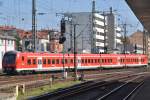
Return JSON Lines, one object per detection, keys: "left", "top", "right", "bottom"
{"left": 91, "top": 0, "right": 95, "bottom": 53}
{"left": 123, "top": 23, "right": 127, "bottom": 54}
{"left": 69, "top": 17, "right": 73, "bottom": 53}
{"left": 103, "top": 12, "right": 107, "bottom": 53}
{"left": 143, "top": 29, "right": 145, "bottom": 54}
{"left": 143, "top": 28, "right": 147, "bottom": 55}
{"left": 73, "top": 24, "right": 78, "bottom": 81}
{"left": 32, "top": 0, "right": 36, "bottom": 52}
{"left": 122, "top": 23, "right": 127, "bottom": 68}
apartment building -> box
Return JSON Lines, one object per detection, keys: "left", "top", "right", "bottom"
{"left": 64, "top": 12, "right": 122, "bottom": 54}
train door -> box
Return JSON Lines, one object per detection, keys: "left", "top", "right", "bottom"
{"left": 117, "top": 56, "right": 121, "bottom": 67}
{"left": 77, "top": 57, "right": 81, "bottom": 69}
{"left": 37, "top": 57, "right": 42, "bottom": 69}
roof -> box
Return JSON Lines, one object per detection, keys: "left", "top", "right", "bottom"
{"left": 0, "top": 35, "right": 15, "bottom": 40}
{"left": 126, "top": 0, "right": 150, "bottom": 32}
{"left": 20, "top": 30, "right": 49, "bottom": 40}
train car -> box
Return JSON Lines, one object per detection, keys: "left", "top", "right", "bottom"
{"left": 2, "top": 51, "right": 148, "bottom": 74}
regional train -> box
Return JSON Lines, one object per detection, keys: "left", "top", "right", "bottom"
{"left": 2, "top": 51, "right": 148, "bottom": 74}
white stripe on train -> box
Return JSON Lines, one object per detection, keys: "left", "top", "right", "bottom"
{"left": 16, "top": 64, "right": 147, "bottom": 71}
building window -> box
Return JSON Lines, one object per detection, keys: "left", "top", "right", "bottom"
{"left": 1, "top": 52, "right": 3, "bottom": 58}
{"left": 11, "top": 40, "right": 13, "bottom": 44}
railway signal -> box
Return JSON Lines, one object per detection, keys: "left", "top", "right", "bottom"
{"left": 59, "top": 35, "right": 66, "bottom": 44}
{"left": 61, "top": 18, "right": 66, "bottom": 33}
{"left": 59, "top": 18, "right": 66, "bottom": 44}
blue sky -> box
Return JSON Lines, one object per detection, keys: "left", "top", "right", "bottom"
{"left": 0, "top": 0, "right": 143, "bottom": 35}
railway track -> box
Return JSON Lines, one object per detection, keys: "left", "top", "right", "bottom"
{"left": 0, "top": 70, "right": 134, "bottom": 86}
{"left": 97, "top": 76, "right": 145, "bottom": 100}
{"left": 29, "top": 72, "right": 148, "bottom": 100}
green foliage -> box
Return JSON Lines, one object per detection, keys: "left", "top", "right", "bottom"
{"left": 14, "top": 35, "right": 21, "bottom": 51}
{"left": 17, "top": 81, "right": 81, "bottom": 100}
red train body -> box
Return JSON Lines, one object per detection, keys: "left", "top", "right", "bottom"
{"left": 2, "top": 51, "right": 148, "bottom": 74}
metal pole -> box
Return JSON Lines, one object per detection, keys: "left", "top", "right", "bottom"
{"left": 91, "top": 0, "right": 95, "bottom": 53}
{"left": 124, "top": 23, "right": 127, "bottom": 68}
{"left": 63, "top": 45, "right": 65, "bottom": 78}
{"left": 70, "top": 19, "right": 73, "bottom": 53}
{"left": 123, "top": 23, "right": 127, "bottom": 54}
{"left": 143, "top": 29, "right": 145, "bottom": 54}
{"left": 74, "top": 24, "right": 77, "bottom": 80}
{"left": 32, "top": 0, "right": 36, "bottom": 52}
{"left": 103, "top": 13, "right": 106, "bottom": 53}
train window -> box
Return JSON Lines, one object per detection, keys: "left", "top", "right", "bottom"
{"left": 27, "top": 59, "right": 31, "bottom": 65}
{"left": 52, "top": 59, "right": 55, "bottom": 64}
{"left": 82, "top": 59, "right": 84, "bottom": 63}
{"left": 33, "top": 59, "right": 36, "bottom": 64}
{"left": 102, "top": 59, "right": 104, "bottom": 63}
{"left": 61, "top": 59, "right": 64, "bottom": 64}
{"left": 91, "top": 59, "right": 93, "bottom": 63}
{"left": 3, "top": 54, "right": 16, "bottom": 64}
{"left": 85, "top": 59, "right": 87, "bottom": 63}
{"left": 110, "top": 59, "right": 112, "bottom": 63}
{"left": 22, "top": 56, "right": 24, "bottom": 61}
{"left": 71, "top": 59, "right": 73, "bottom": 63}
{"left": 105, "top": 59, "right": 107, "bottom": 63}
{"left": 120, "top": 59, "right": 122, "bottom": 63}
{"left": 56, "top": 59, "right": 59, "bottom": 64}
{"left": 88, "top": 59, "right": 90, "bottom": 63}
{"left": 65, "top": 59, "right": 68, "bottom": 64}
{"left": 98, "top": 59, "right": 100, "bottom": 63}
{"left": 43, "top": 59, "right": 46, "bottom": 64}
{"left": 95, "top": 59, "right": 97, "bottom": 63}
{"left": 48, "top": 59, "right": 51, "bottom": 64}
{"left": 108, "top": 59, "right": 110, "bottom": 63}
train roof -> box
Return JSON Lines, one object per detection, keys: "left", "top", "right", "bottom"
{"left": 13, "top": 51, "right": 147, "bottom": 58}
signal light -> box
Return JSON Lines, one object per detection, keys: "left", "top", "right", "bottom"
{"left": 61, "top": 18, "right": 65, "bottom": 33}
{"left": 59, "top": 36, "right": 66, "bottom": 44}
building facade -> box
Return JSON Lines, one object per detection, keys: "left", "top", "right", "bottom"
{"left": 49, "top": 31, "right": 63, "bottom": 53}
{"left": 21, "top": 30, "right": 50, "bottom": 52}
{"left": 0, "top": 35, "right": 15, "bottom": 71}
{"left": 64, "top": 12, "right": 122, "bottom": 54}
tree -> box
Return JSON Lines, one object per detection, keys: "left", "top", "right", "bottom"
{"left": 15, "top": 35, "right": 21, "bottom": 51}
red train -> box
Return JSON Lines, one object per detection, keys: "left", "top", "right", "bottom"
{"left": 2, "top": 51, "right": 148, "bottom": 74}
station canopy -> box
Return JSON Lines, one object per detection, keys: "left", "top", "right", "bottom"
{"left": 126, "top": 0, "right": 150, "bottom": 32}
